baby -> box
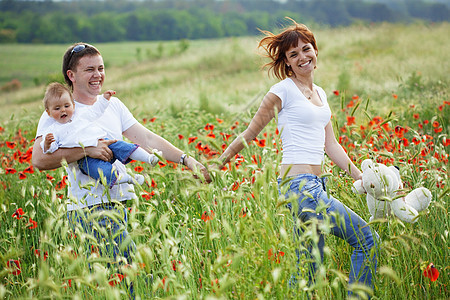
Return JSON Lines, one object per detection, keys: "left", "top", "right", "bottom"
{"left": 41, "top": 82, "right": 161, "bottom": 188}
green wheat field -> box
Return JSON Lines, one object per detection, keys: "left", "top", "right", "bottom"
{"left": 0, "top": 23, "right": 448, "bottom": 299}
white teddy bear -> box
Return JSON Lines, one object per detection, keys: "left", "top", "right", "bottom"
{"left": 353, "top": 159, "right": 432, "bottom": 223}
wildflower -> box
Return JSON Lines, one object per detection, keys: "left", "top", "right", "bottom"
{"left": 178, "top": 134, "right": 184, "bottom": 139}
{"left": 55, "top": 176, "right": 68, "bottom": 190}
{"left": 413, "top": 113, "right": 419, "bottom": 119}
{"left": 347, "top": 116, "right": 356, "bottom": 126}
{"left": 34, "top": 249, "right": 49, "bottom": 261}
{"left": 188, "top": 136, "right": 198, "bottom": 144}
{"left": 149, "top": 117, "right": 156, "bottom": 123}
{"left": 346, "top": 100, "right": 355, "bottom": 108}
{"left": 6, "top": 141, "right": 16, "bottom": 149}
{"left": 392, "top": 94, "right": 398, "bottom": 99}
{"left": 7, "top": 259, "right": 21, "bottom": 275}
{"left": 394, "top": 126, "right": 406, "bottom": 138}
{"left": 109, "top": 273, "right": 125, "bottom": 286}
{"left": 216, "top": 118, "right": 223, "bottom": 123}
{"left": 46, "top": 174, "right": 55, "bottom": 181}
{"left": 255, "top": 138, "right": 266, "bottom": 147}
{"left": 134, "top": 165, "right": 144, "bottom": 173}
{"left": 352, "top": 94, "right": 359, "bottom": 100}
{"left": 204, "top": 123, "right": 214, "bottom": 131}
{"left": 432, "top": 121, "right": 439, "bottom": 128}
{"left": 5, "top": 167, "right": 17, "bottom": 174}
{"left": 142, "top": 190, "right": 155, "bottom": 200}
{"left": 158, "top": 161, "right": 166, "bottom": 168}
{"left": 27, "top": 218, "right": 38, "bottom": 229}
{"left": 12, "top": 208, "right": 24, "bottom": 219}
{"left": 151, "top": 178, "right": 157, "bottom": 188}
{"left": 206, "top": 132, "right": 216, "bottom": 139}
{"left": 333, "top": 90, "right": 339, "bottom": 96}
{"left": 201, "top": 210, "right": 215, "bottom": 222}
{"left": 423, "top": 263, "right": 439, "bottom": 282}
{"left": 18, "top": 172, "right": 26, "bottom": 180}
{"left": 268, "top": 248, "right": 285, "bottom": 263}
{"left": 240, "top": 207, "right": 247, "bottom": 217}
{"left": 171, "top": 260, "right": 181, "bottom": 271}
{"left": 23, "top": 165, "right": 34, "bottom": 174}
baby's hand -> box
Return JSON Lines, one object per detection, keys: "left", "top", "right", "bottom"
{"left": 103, "top": 90, "right": 116, "bottom": 100}
{"left": 45, "top": 133, "right": 55, "bottom": 144}
{"left": 44, "top": 133, "right": 55, "bottom": 152}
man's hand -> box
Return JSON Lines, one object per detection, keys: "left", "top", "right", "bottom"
{"left": 84, "top": 139, "right": 117, "bottom": 162}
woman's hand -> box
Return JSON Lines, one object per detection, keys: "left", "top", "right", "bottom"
{"left": 185, "top": 156, "right": 212, "bottom": 183}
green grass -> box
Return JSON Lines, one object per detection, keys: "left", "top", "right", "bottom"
{"left": 0, "top": 23, "right": 449, "bottom": 299}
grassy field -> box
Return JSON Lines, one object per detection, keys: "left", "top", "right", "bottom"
{"left": 0, "top": 23, "right": 449, "bottom": 299}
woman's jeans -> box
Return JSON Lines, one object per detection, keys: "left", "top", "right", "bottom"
{"left": 278, "top": 174, "right": 379, "bottom": 296}
{"left": 78, "top": 140, "right": 139, "bottom": 188}
{"left": 67, "top": 203, "right": 136, "bottom": 297}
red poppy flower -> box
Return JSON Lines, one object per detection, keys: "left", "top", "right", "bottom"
{"left": 27, "top": 218, "right": 38, "bottom": 229}
{"left": 7, "top": 259, "right": 21, "bottom": 275}
{"left": 423, "top": 263, "right": 439, "bottom": 281}
{"left": 178, "top": 134, "right": 184, "bottom": 139}
{"left": 12, "top": 208, "right": 24, "bottom": 219}
{"left": 432, "top": 121, "right": 439, "bottom": 128}
{"left": 55, "top": 176, "right": 68, "bottom": 190}
{"left": 171, "top": 260, "right": 181, "bottom": 271}
{"left": 5, "top": 168, "right": 17, "bottom": 174}
{"left": 434, "top": 127, "right": 443, "bottom": 133}
{"left": 394, "top": 126, "right": 406, "bottom": 138}
{"left": 201, "top": 210, "right": 215, "bottom": 222}
{"left": 149, "top": 117, "right": 156, "bottom": 123}
{"left": 46, "top": 174, "right": 55, "bottom": 181}
{"left": 240, "top": 207, "right": 247, "bottom": 218}
{"left": 413, "top": 113, "right": 419, "bottom": 119}
{"left": 109, "top": 273, "right": 125, "bottom": 286}
{"left": 268, "top": 248, "right": 285, "bottom": 263}
{"left": 151, "top": 178, "right": 157, "bottom": 188}
{"left": 188, "top": 136, "right": 198, "bottom": 144}
{"left": 142, "top": 190, "right": 155, "bottom": 200}
{"left": 204, "top": 123, "right": 214, "bottom": 131}
{"left": 255, "top": 138, "right": 266, "bottom": 147}
{"left": 18, "top": 172, "right": 26, "bottom": 180}
{"left": 206, "top": 132, "right": 216, "bottom": 139}
{"left": 352, "top": 94, "right": 359, "bottom": 100}
{"left": 392, "top": 94, "right": 398, "bottom": 99}
{"left": 216, "top": 118, "right": 223, "bottom": 123}
{"left": 347, "top": 116, "right": 356, "bottom": 126}
{"left": 34, "top": 249, "right": 49, "bottom": 261}
{"left": 6, "top": 141, "right": 16, "bottom": 149}
{"left": 23, "top": 165, "right": 34, "bottom": 174}
{"left": 346, "top": 100, "right": 355, "bottom": 108}
{"left": 333, "top": 90, "right": 339, "bottom": 96}
{"left": 134, "top": 165, "right": 144, "bottom": 173}
{"left": 158, "top": 161, "right": 166, "bottom": 168}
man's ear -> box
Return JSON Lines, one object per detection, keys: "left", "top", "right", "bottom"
{"left": 67, "top": 69, "right": 75, "bottom": 82}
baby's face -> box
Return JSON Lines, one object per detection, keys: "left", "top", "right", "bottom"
{"left": 46, "top": 92, "right": 75, "bottom": 124}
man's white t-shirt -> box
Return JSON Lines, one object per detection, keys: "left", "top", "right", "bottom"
{"left": 36, "top": 95, "right": 139, "bottom": 211}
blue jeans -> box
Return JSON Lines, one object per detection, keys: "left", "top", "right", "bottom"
{"left": 67, "top": 204, "right": 136, "bottom": 297}
{"left": 78, "top": 140, "right": 139, "bottom": 188}
{"left": 278, "top": 174, "right": 379, "bottom": 297}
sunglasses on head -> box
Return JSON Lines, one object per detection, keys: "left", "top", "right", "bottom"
{"left": 68, "top": 44, "right": 88, "bottom": 61}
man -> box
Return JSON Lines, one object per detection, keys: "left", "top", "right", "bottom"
{"left": 32, "top": 43, "right": 210, "bottom": 296}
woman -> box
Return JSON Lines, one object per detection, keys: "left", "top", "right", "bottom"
{"left": 218, "top": 19, "right": 378, "bottom": 297}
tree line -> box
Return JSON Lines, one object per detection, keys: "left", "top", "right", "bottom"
{"left": 0, "top": 0, "right": 448, "bottom": 43}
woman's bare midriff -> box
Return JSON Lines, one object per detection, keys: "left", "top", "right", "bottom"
{"left": 280, "top": 164, "right": 322, "bottom": 177}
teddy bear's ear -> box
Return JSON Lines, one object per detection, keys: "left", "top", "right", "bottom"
{"left": 361, "top": 159, "right": 373, "bottom": 170}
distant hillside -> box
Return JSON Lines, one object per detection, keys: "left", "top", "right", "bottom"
{"left": 0, "top": 0, "right": 448, "bottom": 43}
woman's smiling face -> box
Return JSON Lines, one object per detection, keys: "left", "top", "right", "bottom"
{"left": 285, "top": 38, "right": 318, "bottom": 77}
